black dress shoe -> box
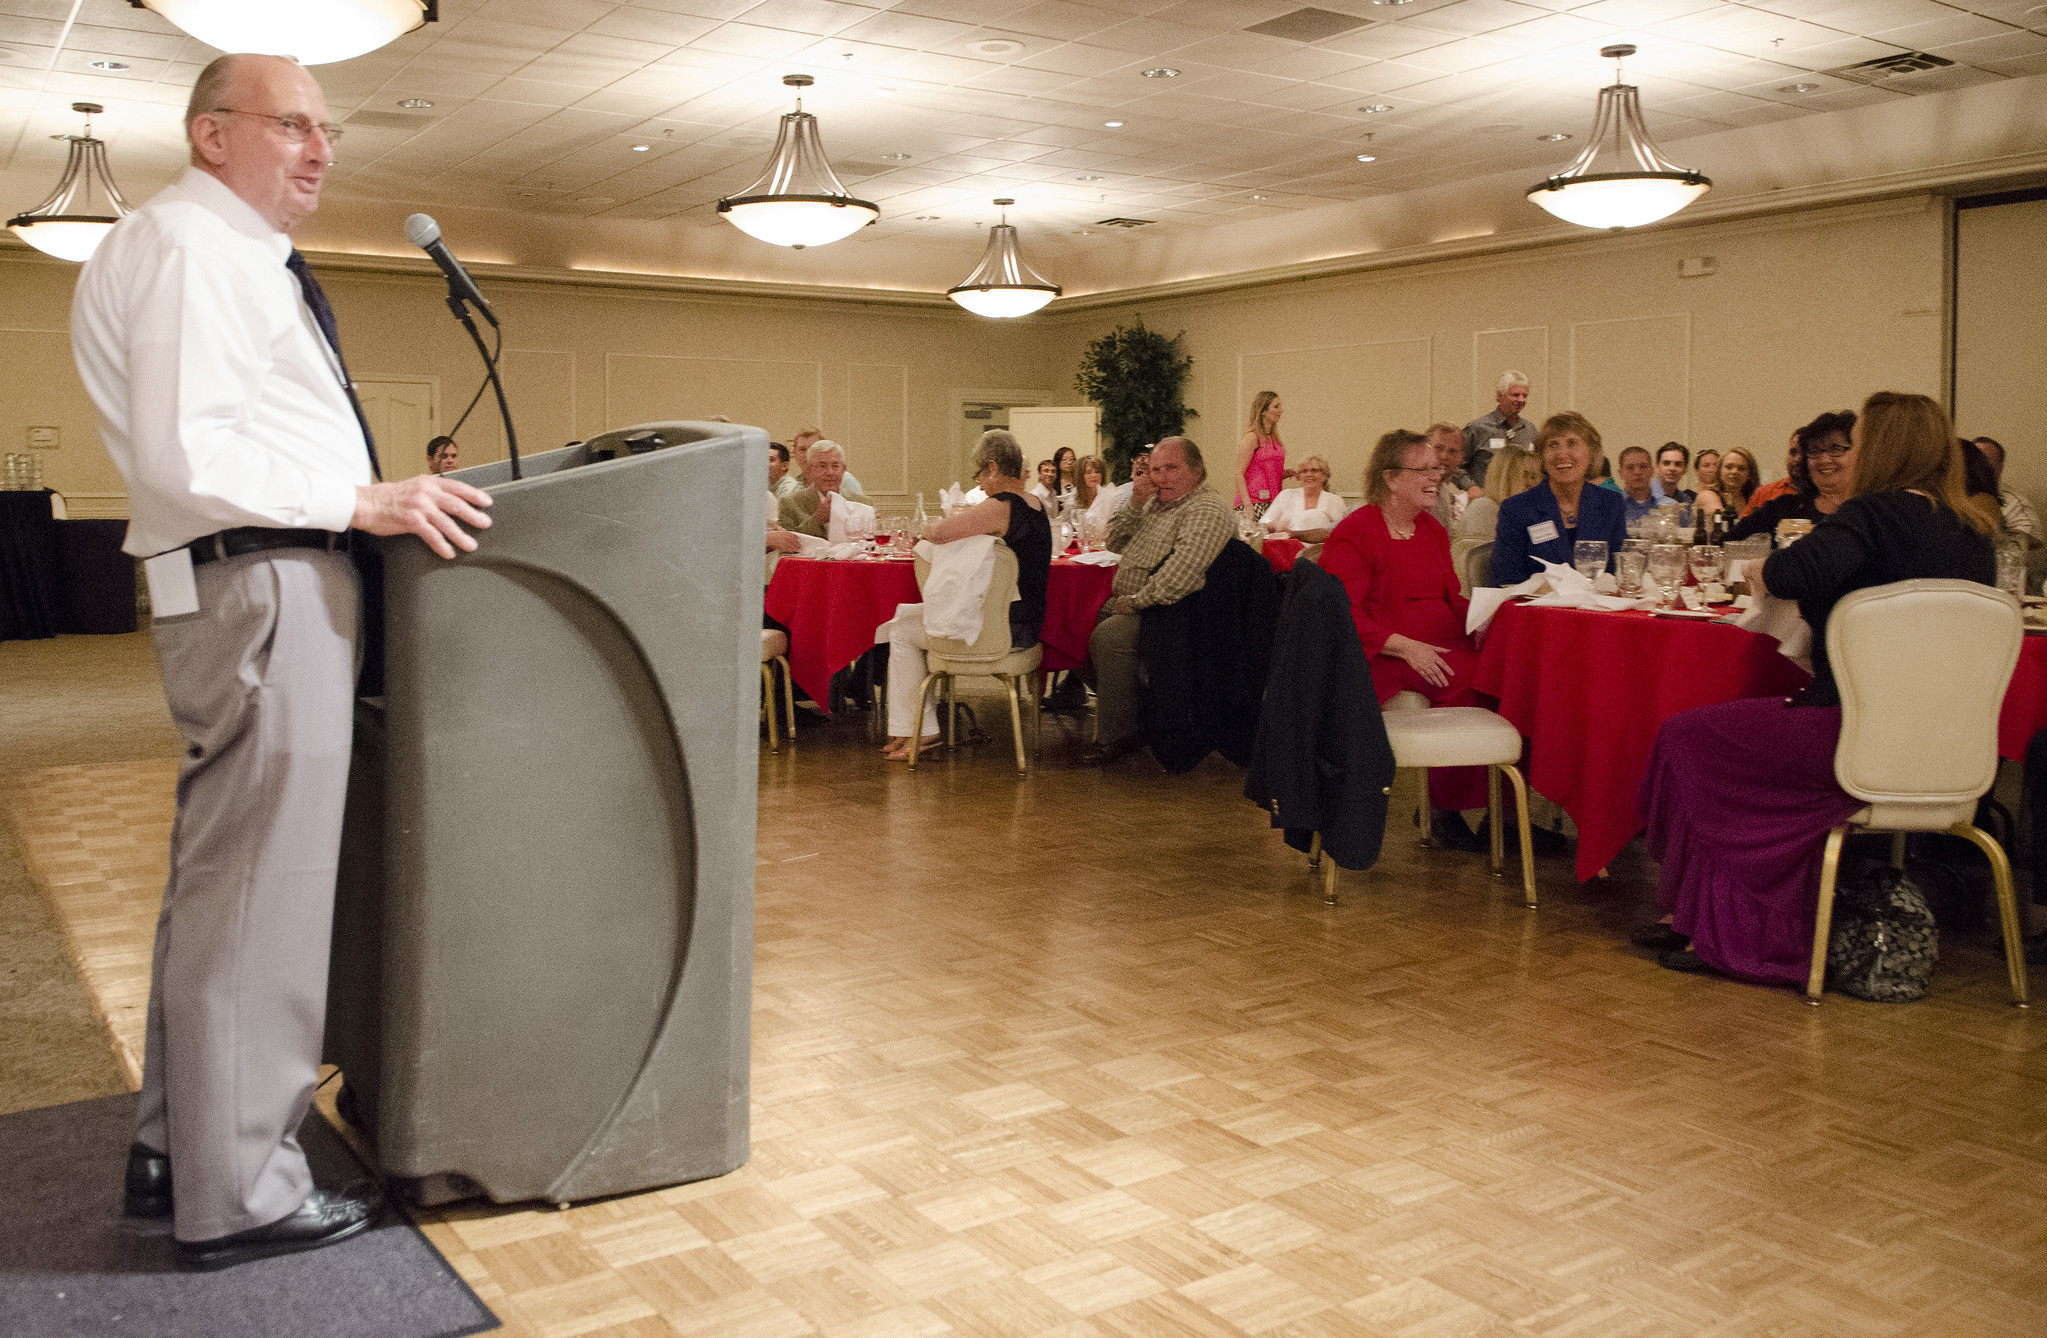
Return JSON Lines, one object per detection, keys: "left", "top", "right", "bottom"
{"left": 1427, "top": 810, "right": 1485, "bottom": 853}
{"left": 1079, "top": 736, "right": 1142, "bottom": 766}
{"left": 1657, "top": 947, "right": 1714, "bottom": 974}
{"left": 1630, "top": 924, "right": 1690, "bottom": 952}
{"left": 124, "top": 1142, "right": 172, "bottom": 1220}
{"left": 174, "top": 1186, "right": 381, "bottom": 1272}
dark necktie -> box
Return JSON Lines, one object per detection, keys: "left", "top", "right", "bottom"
{"left": 286, "top": 248, "right": 381, "bottom": 481}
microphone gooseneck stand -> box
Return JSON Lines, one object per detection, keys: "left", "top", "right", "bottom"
{"left": 443, "top": 293, "right": 520, "bottom": 480}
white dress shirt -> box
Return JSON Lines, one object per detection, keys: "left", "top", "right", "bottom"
{"left": 1261, "top": 486, "right": 1348, "bottom": 535}
{"left": 1086, "top": 482, "right": 1131, "bottom": 524}
{"left": 72, "top": 167, "right": 370, "bottom": 557}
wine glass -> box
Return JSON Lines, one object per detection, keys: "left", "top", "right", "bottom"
{"left": 1616, "top": 550, "right": 1647, "bottom": 598}
{"left": 1688, "top": 544, "right": 1724, "bottom": 591}
{"left": 1648, "top": 544, "right": 1686, "bottom": 607}
{"left": 1573, "top": 540, "right": 1608, "bottom": 584}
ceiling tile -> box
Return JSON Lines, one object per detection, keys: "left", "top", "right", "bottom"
{"left": 688, "top": 21, "right": 818, "bottom": 57}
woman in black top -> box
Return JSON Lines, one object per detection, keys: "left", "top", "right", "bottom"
{"left": 1727, "top": 411, "right": 1855, "bottom": 543}
{"left": 1637, "top": 393, "right": 1997, "bottom": 984}
{"left": 881, "top": 429, "right": 1052, "bottom": 761}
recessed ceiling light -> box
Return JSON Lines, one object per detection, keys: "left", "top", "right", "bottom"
{"left": 1077, "top": 174, "right": 1104, "bottom": 181}
{"left": 578, "top": 196, "right": 614, "bottom": 205}
{"left": 631, "top": 143, "right": 650, "bottom": 151}
{"left": 1250, "top": 194, "right": 1266, "bottom": 199}
{"left": 874, "top": 87, "right": 894, "bottom": 96}
{"left": 1356, "top": 153, "right": 1376, "bottom": 162}
{"left": 88, "top": 59, "right": 129, "bottom": 70}
{"left": 1779, "top": 82, "right": 1820, "bottom": 93}
{"left": 1142, "top": 67, "right": 1179, "bottom": 78}
{"left": 916, "top": 215, "right": 940, "bottom": 220}
{"left": 398, "top": 98, "right": 434, "bottom": 109}
{"left": 1536, "top": 131, "right": 1571, "bottom": 141}
{"left": 1103, "top": 120, "right": 1124, "bottom": 127}
{"left": 1373, "top": 0, "right": 1418, "bottom": 5}
{"left": 1357, "top": 104, "right": 1393, "bottom": 114}
{"left": 1477, "top": 122, "right": 1520, "bottom": 134}
{"left": 881, "top": 152, "right": 911, "bottom": 160}
{"left": 972, "top": 38, "right": 1025, "bottom": 56}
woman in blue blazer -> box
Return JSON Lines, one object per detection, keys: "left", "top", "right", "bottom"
{"left": 1490, "top": 411, "right": 1629, "bottom": 586}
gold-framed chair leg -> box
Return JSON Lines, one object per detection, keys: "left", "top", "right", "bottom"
{"left": 1033, "top": 671, "right": 1043, "bottom": 754}
{"left": 1889, "top": 831, "right": 1907, "bottom": 870}
{"left": 1948, "top": 822, "right": 2030, "bottom": 1007}
{"left": 1487, "top": 765, "right": 1504, "bottom": 878}
{"left": 1414, "top": 772, "right": 1432, "bottom": 847}
{"left": 1807, "top": 825, "right": 1850, "bottom": 1005}
{"left": 777, "top": 656, "right": 796, "bottom": 741}
{"left": 1322, "top": 857, "right": 1338, "bottom": 905}
{"left": 1308, "top": 831, "right": 1322, "bottom": 871}
{"left": 1499, "top": 762, "right": 1536, "bottom": 908}
{"left": 1005, "top": 675, "right": 1028, "bottom": 775}
{"left": 761, "top": 664, "right": 778, "bottom": 752}
{"left": 908, "top": 673, "right": 942, "bottom": 771}
{"left": 945, "top": 676, "right": 957, "bottom": 749}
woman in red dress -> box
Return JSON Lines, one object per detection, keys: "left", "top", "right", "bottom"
{"left": 1321, "top": 429, "right": 1490, "bottom": 847}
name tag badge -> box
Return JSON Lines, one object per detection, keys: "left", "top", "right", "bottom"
{"left": 1527, "top": 520, "right": 1560, "bottom": 546}
{"left": 143, "top": 547, "right": 200, "bottom": 619}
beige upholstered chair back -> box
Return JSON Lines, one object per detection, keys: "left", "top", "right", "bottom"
{"left": 1453, "top": 539, "right": 1493, "bottom": 595}
{"left": 1829, "top": 578, "right": 2019, "bottom": 813}
{"left": 914, "top": 541, "right": 1021, "bottom": 663}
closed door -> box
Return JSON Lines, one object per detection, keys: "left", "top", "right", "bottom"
{"left": 355, "top": 377, "right": 440, "bottom": 476}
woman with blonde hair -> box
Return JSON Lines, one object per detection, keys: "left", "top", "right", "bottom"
{"left": 1234, "top": 390, "right": 1287, "bottom": 514}
{"left": 1259, "top": 453, "right": 1348, "bottom": 542}
{"left": 1452, "top": 448, "right": 1542, "bottom": 588}
{"left": 1638, "top": 392, "right": 1996, "bottom": 982}
{"left": 1321, "top": 429, "right": 1489, "bottom": 849}
{"left": 1701, "top": 445, "right": 1760, "bottom": 516}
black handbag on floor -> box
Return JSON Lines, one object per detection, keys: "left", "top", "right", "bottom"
{"left": 1825, "top": 865, "right": 1939, "bottom": 1003}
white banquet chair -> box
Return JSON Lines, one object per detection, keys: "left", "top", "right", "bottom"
{"left": 1807, "top": 579, "right": 2027, "bottom": 1006}
{"left": 906, "top": 543, "right": 1042, "bottom": 775}
{"left": 760, "top": 629, "right": 795, "bottom": 752}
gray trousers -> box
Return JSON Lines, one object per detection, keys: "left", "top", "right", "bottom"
{"left": 136, "top": 549, "right": 359, "bottom": 1242}
{"left": 1088, "top": 609, "right": 1143, "bottom": 746}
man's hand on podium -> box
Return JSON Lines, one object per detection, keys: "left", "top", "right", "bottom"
{"left": 354, "top": 476, "right": 493, "bottom": 559}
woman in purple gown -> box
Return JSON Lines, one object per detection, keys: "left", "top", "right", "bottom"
{"left": 1636, "top": 393, "right": 1998, "bottom": 983}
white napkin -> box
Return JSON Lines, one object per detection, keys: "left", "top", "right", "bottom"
{"left": 792, "top": 533, "right": 833, "bottom": 557}
{"left": 917, "top": 534, "right": 1000, "bottom": 642}
{"left": 940, "top": 484, "right": 966, "bottom": 517}
{"left": 826, "top": 496, "right": 876, "bottom": 544}
{"left": 1466, "top": 561, "right": 1652, "bottom": 636}
{"left": 1068, "top": 550, "right": 1121, "bottom": 567}
{"left": 1732, "top": 587, "right": 1813, "bottom": 674}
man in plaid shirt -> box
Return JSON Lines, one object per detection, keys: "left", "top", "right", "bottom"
{"left": 1083, "top": 437, "right": 1235, "bottom": 764}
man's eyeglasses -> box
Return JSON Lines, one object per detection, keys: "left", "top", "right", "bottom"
{"left": 210, "top": 108, "right": 344, "bottom": 145}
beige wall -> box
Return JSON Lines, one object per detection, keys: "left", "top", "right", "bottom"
{"left": 1038, "top": 197, "right": 1949, "bottom": 502}
{"left": 0, "top": 193, "right": 1960, "bottom": 521}
{"left": 1955, "top": 196, "right": 2047, "bottom": 507}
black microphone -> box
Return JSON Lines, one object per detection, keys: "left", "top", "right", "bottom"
{"left": 405, "top": 213, "right": 497, "bottom": 327}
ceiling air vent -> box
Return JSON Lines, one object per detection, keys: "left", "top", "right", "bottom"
{"left": 1096, "top": 217, "right": 1156, "bottom": 228}
{"left": 1246, "top": 7, "right": 1371, "bottom": 42}
{"left": 344, "top": 109, "right": 432, "bottom": 130}
{"left": 1820, "top": 51, "right": 1956, "bottom": 84}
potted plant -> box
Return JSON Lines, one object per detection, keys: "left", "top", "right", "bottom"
{"left": 1074, "top": 319, "right": 1196, "bottom": 482}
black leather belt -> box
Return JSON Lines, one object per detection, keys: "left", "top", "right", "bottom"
{"left": 186, "top": 527, "right": 351, "bottom": 566}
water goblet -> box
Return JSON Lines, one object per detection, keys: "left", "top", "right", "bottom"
{"left": 1616, "top": 550, "right": 1647, "bottom": 598}
{"left": 1689, "top": 543, "right": 1724, "bottom": 590}
{"left": 1648, "top": 543, "right": 1686, "bottom": 607}
{"left": 1572, "top": 540, "right": 1608, "bottom": 584}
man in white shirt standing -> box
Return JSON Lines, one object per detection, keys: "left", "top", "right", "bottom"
{"left": 71, "top": 53, "right": 491, "bottom": 1271}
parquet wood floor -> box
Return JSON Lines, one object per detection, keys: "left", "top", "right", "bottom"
{"left": 5, "top": 655, "right": 2047, "bottom": 1336}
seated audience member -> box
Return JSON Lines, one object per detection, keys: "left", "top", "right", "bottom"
{"left": 1701, "top": 446, "right": 1760, "bottom": 517}
{"left": 1652, "top": 443, "right": 1694, "bottom": 504}
{"left": 1426, "top": 422, "right": 1481, "bottom": 529}
{"left": 1490, "top": 411, "right": 1628, "bottom": 585}
{"left": 1728, "top": 412, "right": 1851, "bottom": 541}
{"left": 1614, "top": 446, "right": 1661, "bottom": 526}
{"left": 1744, "top": 433, "right": 1802, "bottom": 513}
{"left": 882, "top": 430, "right": 1051, "bottom": 762}
{"left": 791, "top": 426, "right": 863, "bottom": 495}
{"left": 1694, "top": 449, "right": 1721, "bottom": 499}
{"left": 1962, "top": 439, "right": 2000, "bottom": 507}
{"left": 1261, "top": 454, "right": 1349, "bottom": 542}
{"left": 1079, "top": 455, "right": 1130, "bottom": 523}
{"left": 426, "top": 435, "right": 459, "bottom": 475}
{"left": 1974, "top": 436, "right": 2042, "bottom": 547}
{"left": 768, "top": 441, "right": 797, "bottom": 498}
{"left": 1588, "top": 454, "right": 1613, "bottom": 486}
{"left": 1083, "top": 437, "right": 1233, "bottom": 764}
{"left": 778, "top": 440, "right": 869, "bottom": 538}
{"left": 1052, "top": 446, "right": 1078, "bottom": 501}
{"left": 1453, "top": 448, "right": 1542, "bottom": 588}
{"left": 1638, "top": 393, "right": 1997, "bottom": 980}
{"left": 1322, "top": 429, "right": 1489, "bottom": 850}
{"left": 1031, "top": 459, "right": 1059, "bottom": 503}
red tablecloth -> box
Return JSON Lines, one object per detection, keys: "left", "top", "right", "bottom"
{"left": 2001, "top": 634, "right": 2047, "bottom": 761}
{"left": 1260, "top": 537, "right": 1304, "bottom": 573}
{"left": 763, "top": 556, "right": 1115, "bottom": 708}
{"left": 1472, "top": 603, "right": 1811, "bottom": 882}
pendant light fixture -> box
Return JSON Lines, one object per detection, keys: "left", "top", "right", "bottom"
{"left": 1527, "top": 45, "right": 1710, "bottom": 230}
{"left": 718, "top": 75, "right": 878, "bottom": 250}
{"left": 948, "top": 199, "right": 1060, "bottom": 318}
{"left": 128, "top": 0, "right": 435, "bottom": 66}
{"left": 7, "top": 103, "right": 131, "bottom": 263}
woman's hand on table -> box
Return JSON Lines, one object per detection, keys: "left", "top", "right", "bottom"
{"left": 1383, "top": 632, "right": 1454, "bottom": 688}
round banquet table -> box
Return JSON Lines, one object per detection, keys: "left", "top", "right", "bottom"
{"left": 2000, "top": 634, "right": 2047, "bottom": 762}
{"left": 1260, "top": 537, "right": 1304, "bottom": 572}
{"left": 1471, "top": 602, "right": 1811, "bottom": 882}
{"left": 763, "top": 554, "right": 1116, "bottom": 709}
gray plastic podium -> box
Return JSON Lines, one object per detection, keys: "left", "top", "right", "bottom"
{"left": 326, "top": 421, "right": 766, "bottom": 1207}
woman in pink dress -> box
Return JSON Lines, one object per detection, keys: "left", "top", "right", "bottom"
{"left": 1321, "top": 429, "right": 1490, "bottom": 848}
{"left": 1234, "top": 390, "right": 1288, "bottom": 514}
